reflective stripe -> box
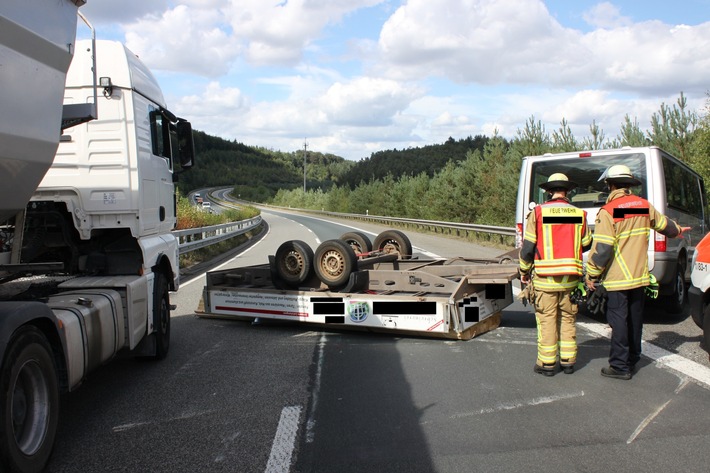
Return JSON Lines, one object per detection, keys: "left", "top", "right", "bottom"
{"left": 533, "top": 276, "right": 578, "bottom": 290}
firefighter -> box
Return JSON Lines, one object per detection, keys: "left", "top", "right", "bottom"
{"left": 520, "top": 173, "right": 592, "bottom": 376}
{"left": 585, "top": 164, "right": 687, "bottom": 380}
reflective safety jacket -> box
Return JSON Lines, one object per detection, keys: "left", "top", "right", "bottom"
{"left": 519, "top": 197, "right": 592, "bottom": 291}
{"left": 586, "top": 188, "right": 681, "bottom": 291}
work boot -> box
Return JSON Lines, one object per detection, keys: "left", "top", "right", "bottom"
{"left": 601, "top": 366, "right": 631, "bottom": 380}
{"left": 533, "top": 364, "right": 555, "bottom": 377}
{"left": 561, "top": 364, "right": 575, "bottom": 374}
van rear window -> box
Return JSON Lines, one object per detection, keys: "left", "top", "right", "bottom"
{"left": 529, "top": 153, "right": 647, "bottom": 208}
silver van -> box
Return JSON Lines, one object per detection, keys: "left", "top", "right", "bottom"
{"left": 515, "top": 146, "right": 708, "bottom": 313}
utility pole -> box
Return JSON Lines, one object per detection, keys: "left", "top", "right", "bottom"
{"left": 303, "top": 139, "right": 308, "bottom": 193}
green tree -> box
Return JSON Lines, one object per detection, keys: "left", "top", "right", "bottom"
{"left": 551, "top": 118, "right": 578, "bottom": 152}
{"left": 689, "top": 93, "right": 710, "bottom": 192}
{"left": 648, "top": 91, "right": 697, "bottom": 162}
{"left": 611, "top": 114, "right": 649, "bottom": 148}
{"left": 581, "top": 119, "right": 605, "bottom": 150}
{"left": 515, "top": 116, "right": 551, "bottom": 156}
{"left": 471, "top": 134, "right": 519, "bottom": 226}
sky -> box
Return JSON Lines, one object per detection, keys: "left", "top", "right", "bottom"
{"left": 77, "top": 0, "right": 710, "bottom": 161}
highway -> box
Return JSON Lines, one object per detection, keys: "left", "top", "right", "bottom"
{"left": 46, "top": 208, "right": 710, "bottom": 472}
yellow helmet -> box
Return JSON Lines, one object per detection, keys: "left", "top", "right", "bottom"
{"left": 539, "top": 172, "right": 577, "bottom": 191}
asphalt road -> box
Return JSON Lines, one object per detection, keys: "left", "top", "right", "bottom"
{"left": 45, "top": 209, "right": 710, "bottom": 472}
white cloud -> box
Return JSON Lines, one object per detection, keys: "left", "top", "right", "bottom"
{"left": 321, "top": 77, "right": 424, "bottom": 126}
{"left": 89, "top": 0, "right": 710, "bottom": 160}
{"left": 222, "top": 0, "right": 385, "bottom": 66}
{"left": 582, "top": 2, "right": 632, "bottom": 29}
{"left": 124, "top": 5, "right": 240, "bottom": 77}
{"left": 178, "top": 82, "right": 250, "bottom": 118}
{"left": 377, "top": 0, "right": 587, "bottom": 85}
{"left": 376, "top": 0, "right": 710, "bottom": 96}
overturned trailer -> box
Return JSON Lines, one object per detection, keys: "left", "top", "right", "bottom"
{"left": 196, "top": 230, "right": 519, "bottom": 340}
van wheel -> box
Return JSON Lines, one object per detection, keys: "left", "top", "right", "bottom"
{"left": 373, "top": 230, "right": 412, "bottom": 259}
{"left": 664, "top": 259, "right": 687, "bottom": 315}
{"left": 314, "top": 240, "right": 357, "bottom": 289}
{"left": 0, "top": 327, "right": 59, "bottom": 473}
{"left": 340, "top": 232, "right": 372, "bottom": 256}
{"left": 274, "top": 240, "right": 314, "bottom": 287}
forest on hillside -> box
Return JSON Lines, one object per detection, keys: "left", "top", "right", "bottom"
{"left": 184, "top": 92, "right": 710, "bottom": 227}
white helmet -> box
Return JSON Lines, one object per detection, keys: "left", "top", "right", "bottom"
{"left": 600, "top": 164, "right": 641, "bottom": 187}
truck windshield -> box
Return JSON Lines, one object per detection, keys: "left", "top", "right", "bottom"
{"left": 529, "top": 153, "right": 647, "bottom": 208}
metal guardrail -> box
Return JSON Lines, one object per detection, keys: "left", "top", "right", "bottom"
{"left": 177, "top": 188, "right": 516, "bottom": 255}
{"left": 317, "top": 211, "right": 516, "bottom": 237}
{"left": 174, "top": 216, "right": 262, "bottom": 254}
{"left": 260, "top": 203, "right": 516, "bottom": 242}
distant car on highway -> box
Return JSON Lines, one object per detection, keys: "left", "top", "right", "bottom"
{"left": 202, "top": 201, "right": 211, "bottom": 209}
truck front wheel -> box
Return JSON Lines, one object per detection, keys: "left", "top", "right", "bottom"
{"left": 0, "top": 326, "right": 59, "bottom": 473}
{"left": 153, "top": 272, "right": 171, "bottom": 360}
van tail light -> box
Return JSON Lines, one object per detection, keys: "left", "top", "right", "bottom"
{"left": 654, "top": 232, "right": 666, "bottom": 252}
{"left": 515, "top": 223, "right": 523, "bottom": 248}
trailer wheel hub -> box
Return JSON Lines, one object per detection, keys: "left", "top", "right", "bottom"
{"left": 320, "top": 250, "right": 345, "bottom": 277}
{"left": 284, "top": 251, "right": 305, "bottom": 275}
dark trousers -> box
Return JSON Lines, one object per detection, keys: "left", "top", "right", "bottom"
{"left": 606, "top": 288, "right": 645, "bottom": 372}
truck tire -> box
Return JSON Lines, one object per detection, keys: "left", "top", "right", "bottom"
{"left": 274, "top": 240, "right": 314, "bottom": 287}
{"left": 153, "top": 272, "right": 171, "bottom": 360}
{"left": 373, "top": 230, "right": 413, "bottom": 259}
{"left": 0, "top": 326, "right": 59, "bottom": 473}
{"left": 340, "top": 231, "right": 372, "bottom": 256}
{"left": 314, "top": 239, "right": 357, "bottom": 289}
{"left": 664, "top": 259, "right": 687, "bottom": 315}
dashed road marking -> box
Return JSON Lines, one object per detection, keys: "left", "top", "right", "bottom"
{"left": 265, "top": 405, "right": 302, "bottom": 473}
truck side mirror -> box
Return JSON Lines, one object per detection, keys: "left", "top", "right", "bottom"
{"left": 176, "top": 119, "right": 195, "bottom": 170}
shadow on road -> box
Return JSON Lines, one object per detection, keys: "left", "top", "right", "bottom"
{"left": 294, "top": 332, "right": 436, "bottom": 473}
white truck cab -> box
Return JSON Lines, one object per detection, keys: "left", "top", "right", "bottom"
{"left": 0, "top": 30, "right": 195, "bottom": 472}
{"left": 27, "top": 39, "right": 194, "bottom": 290}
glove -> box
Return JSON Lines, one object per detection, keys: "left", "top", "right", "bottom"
{"left": 645, "top": 274, "right": 659, "bottom": 299}
{"left": 519, "top": 271, "right": 531, "bottom": 285}
{"left": 586, "top": 283, "right": 607, "bottom": 316}
{"left": 570, "top": 281, "right": 587, "bottom": 305}
{"left": 517, "top": 284, "right": 533, "bottom": 307}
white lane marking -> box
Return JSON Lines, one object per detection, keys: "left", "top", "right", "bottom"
{"left": 305, "top": 333, "right": 327, "bottom": 443}
{"left": 452, "top": 391, "right": 585, "bottom": 418}
{"left": 516, "top": 284, "right": 710, "bottom": 388}
{"left": 178, "top": 218, "right": 274, "bottom": 289}
{"left": 627, "top": 398, "right": 672, "bottom": 444}
{"left": 577, "top": 321, "right": 710, "bottom": 388}
{"left": 265, "top": 405, "right": 302, "bottom": 473}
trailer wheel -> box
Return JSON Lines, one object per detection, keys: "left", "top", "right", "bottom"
{"left": 340, "top": 231, "right": 373, "bottom": 256}
{"left": 153, "top": 272, "right": 171, "bottom": 360}
{"left": 275, "top": 240, "right": 314, "bottom": 287}
{"left": 373, "top": 230, "right": 413, "bottom": 259}
{"left": 314, "top": 239, "right": 358, "bottom": 289}
{"left": 0, "top": 326, "right": 59, "bottom": 473}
